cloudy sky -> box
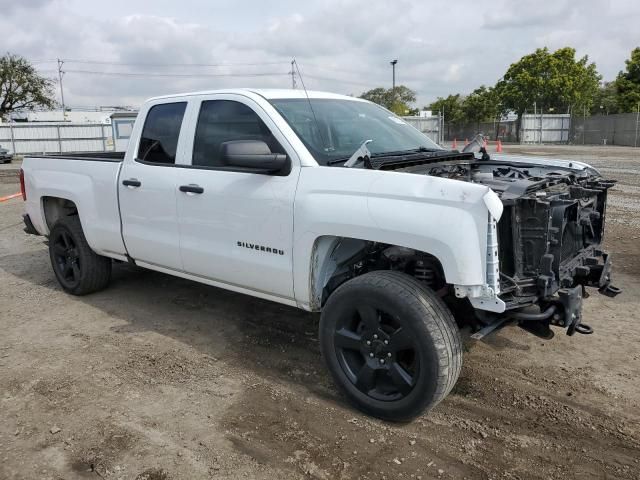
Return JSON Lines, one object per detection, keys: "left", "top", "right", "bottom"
{"left": 1, "top": 0, "right": 639, "bottom": 109}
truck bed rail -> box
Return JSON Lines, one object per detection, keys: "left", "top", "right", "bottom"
{"left": 25, "top": 152, "right": 125, "bottom": 162}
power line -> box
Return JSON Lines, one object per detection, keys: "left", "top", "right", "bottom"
{"left": 32, "top": 58, "right": 371, "bottom": 87}
{"left": 33, "top": 57, "right": 374, "bottom": 93}
{"left": 62, "top": 59, "right": 287, "bottom": 67}
{"left": 64, "top": 69, "right": 289, "bottom": 78}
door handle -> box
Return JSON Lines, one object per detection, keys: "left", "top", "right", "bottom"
{"left": 179, "top": 184, "right": 204, "bottom": 194}
{"left": 122, "top": 178, "right": 142, "bottom": 187}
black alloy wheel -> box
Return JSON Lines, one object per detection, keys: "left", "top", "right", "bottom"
{"left": 51, "top": 228, "right": 82, "bottom": 290}
{"left": 320, "top": 270, "right": 462, "bottom": 421}
{"left": 334, "top": 304, "right": 420, "bottom": 401}
{"left": 48, "top": 215, "right": 112, "bottom": 295}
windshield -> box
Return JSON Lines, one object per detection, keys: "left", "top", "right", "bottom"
{"left": 269, "top": 98, "right": 443, "bottom": 165}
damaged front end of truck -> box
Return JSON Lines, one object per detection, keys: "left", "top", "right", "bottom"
{"left": 392, "top": 150, "right": 621, "bottom": 340}
{"left": 489, "top": 162, "right": 619, "bottom": 338}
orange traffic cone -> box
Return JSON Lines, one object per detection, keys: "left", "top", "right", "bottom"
{"left": 496, "top": 139, "right": 503, "bottom": 153}
{"left": 452, "top": 138, "right": 457, "bottom": 149}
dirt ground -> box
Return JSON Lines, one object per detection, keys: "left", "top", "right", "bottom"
{"left": 1, "top": 145, "right": 639, "bottom": 480}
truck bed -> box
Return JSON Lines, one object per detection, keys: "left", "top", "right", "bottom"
{"left": 21, "top": 153, "right": 127, "bottom": 260}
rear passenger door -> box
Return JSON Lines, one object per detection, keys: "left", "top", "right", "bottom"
{"left": 175, "top": 94, "right": 300, "bottom": 300}
{"left": 119, "top": 101, "right": 187, "bottom": 270}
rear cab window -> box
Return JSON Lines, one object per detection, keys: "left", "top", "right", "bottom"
{"left": 137, "top": 102, "right": 187, "bottom": 165}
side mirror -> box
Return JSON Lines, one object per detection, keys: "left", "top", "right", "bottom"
{"left": 221, "top": 140, "right": 289, "bottom": 175}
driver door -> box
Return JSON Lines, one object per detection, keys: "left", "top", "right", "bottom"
{"left": 175, "top": 95, "right": 301, "bottom": 300}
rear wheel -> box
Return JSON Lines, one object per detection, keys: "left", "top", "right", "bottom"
{"left": 49, "top": 215, "right": 112, "bottom": 295}
{"left": 319, "top": 271, "right": 462, "bottom": 421}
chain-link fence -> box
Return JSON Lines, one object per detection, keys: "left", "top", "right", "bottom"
{"left": 443, "top": 120, "right": 518, "bottom": 143}
{"left": 402, "top": 116, "right": 520, "bottom": 144}
{"left": 442, "top": 115, "right": 570, "bottom": 144}
{"left": 436, "top": 112, "right": 640, "bottom": 146}
{"left": 570, "top": 112, "right": 640, "bottom": 147}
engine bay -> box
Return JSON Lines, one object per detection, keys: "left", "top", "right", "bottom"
{"left": 398, "top": 159, "right": 612, "bottom": 202}
{"left": 395, "top": 157, "right": 618, "bottom": 335}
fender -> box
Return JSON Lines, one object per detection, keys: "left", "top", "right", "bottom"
{"left": 23, "top": 158, "right": 126, "bottom": 258}
{"left": 292, "top": 166, "right": 503, "bottom": 310}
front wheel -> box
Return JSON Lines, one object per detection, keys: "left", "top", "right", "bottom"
{"left": 49, "top": 215, "right": 112, "bottom": 295}
{"left": 319, "top": 271, "right": 462, "bottom": 421}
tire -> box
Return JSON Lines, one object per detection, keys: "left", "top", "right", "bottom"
{"left": 319, "top": 271, "right": 462, "bottom": 421}
{"left": 48, "top": 215, "right": 112, "bottom": 295}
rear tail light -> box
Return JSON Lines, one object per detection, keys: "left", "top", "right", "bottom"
{"left": 19, "top": 168, "right": 26, "bottom": 201}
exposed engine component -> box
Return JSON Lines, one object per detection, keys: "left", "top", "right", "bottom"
{"left": 397, "top": 158, "right": 618, "bottom": 318}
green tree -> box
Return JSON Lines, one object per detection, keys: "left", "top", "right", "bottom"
{"left": 590, "top": 82, "right": 619, "bottom": 115}
{"left": 427, "top": 94, "right": 464, "bottom": 139}
{"left": 427, "top": 94, "right": 464, "bottom": 124}
{"left": 0, "top": 53, "right": 56, "bottom": 120}
{"left": 614, "top": 47, "right": 640, "bottom": 112}
{"left": 360, "top": 85, "right": 417, "bottom": 115}
{"left": 495, "top": 47, "right": 600, "bottom": 139}
{"left": 462, "top": 86, "right": 501, "bottom": 129}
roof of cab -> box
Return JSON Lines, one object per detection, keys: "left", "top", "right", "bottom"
{"left": 146, "top": 88, "right": 367, "bottom": 103}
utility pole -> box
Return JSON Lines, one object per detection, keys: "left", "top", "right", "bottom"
{"left": 57, "top": 59, "right": 66, "bottom": 121}
{"left": 290, "top": 60, "right": 297, "bottom": 89}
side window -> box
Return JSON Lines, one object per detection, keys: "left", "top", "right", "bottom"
{"left": 138, "top": 102, "right": 186, "bottom": 164}
{"left": 192, "top": 100, "right": 284, "bottom": 167}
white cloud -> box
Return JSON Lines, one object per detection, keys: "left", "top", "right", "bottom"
{"left": 482, "top": 0, "right": 574, "bottom": 29}
{"left": 0, "top": 0, "right": 638, "bottom": 109}
{"left": 445, "top": 64, "right": 463, "bottom": 82}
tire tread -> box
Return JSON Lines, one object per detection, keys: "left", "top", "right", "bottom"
{"left": 320, "top": 270, "right": 462, "bottom": 421}
{"left": 49, "top": 215, "right": 111, "bottom": 295}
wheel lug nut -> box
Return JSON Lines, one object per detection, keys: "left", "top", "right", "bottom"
{"left": 387, "top": 352, "right": 392, "bottom": 357}
{"left": 384, "top": 340, "right": 389, "bottom": 345}
{"left": 380, "top": 359, "right": 385, "bottom": 364}
{"left": 366, "top": 340, "right": 371, "bottom": 345}
{"left": 373, "top": 334, "right": 378, "bottom": 339}
{"left": 369, "top": 353, "right": 374, "bottom": 357}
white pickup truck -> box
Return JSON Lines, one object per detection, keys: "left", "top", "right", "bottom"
{"left": 20, "top": 89, "right": 619, "bottom": 421}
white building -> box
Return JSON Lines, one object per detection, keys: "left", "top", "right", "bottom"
{"left": 0, "top": 110, "right": 138, "bottom": 155}
{"left": 2, "top": 108, "right": 137, "bottom": 124}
